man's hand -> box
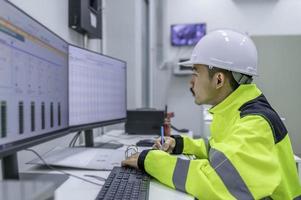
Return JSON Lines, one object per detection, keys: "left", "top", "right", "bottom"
{"left": 152, "top": 136, "right": 176, "bottom": 153}
{"left": 121, "top": 152, "right": 140, "bottom": 169}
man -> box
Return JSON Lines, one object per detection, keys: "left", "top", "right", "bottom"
{"left": 122, "top": 29, "right": 301, "bottom": 199}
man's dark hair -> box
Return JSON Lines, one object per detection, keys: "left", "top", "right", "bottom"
{"left": 207, "top": 67, "right": 239, "bottom": 90}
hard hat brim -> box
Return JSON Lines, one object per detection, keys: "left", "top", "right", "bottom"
{"left": 177, "top": 60, "right": 194, "bottom": 67}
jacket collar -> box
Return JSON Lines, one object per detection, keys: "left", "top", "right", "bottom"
{"left": 209, "top": 84, "right": 262, "bottom": 115}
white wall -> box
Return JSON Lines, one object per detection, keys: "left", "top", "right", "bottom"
{"left": 8, "top": 0, "right": 83, "bottom": 45}
{"left": 252, "top": 36, "right": 301, "bottom": 155}
{"left": 103, "top": 0, "right": 147, "bottom": 109}
{"left": 166, "top": 0, "right": 301, "bottom": 36}
{"left": 148, "top": 0, "right": 203, "bottom": 137}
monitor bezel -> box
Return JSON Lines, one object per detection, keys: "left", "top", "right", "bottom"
{"left": 0, "top": 128, "right": 70, "bottom": 158}
{"left": 0, "top": 0, "right": 70, "bottom": 158}
{"left": 68, "top": 44, "right": 127, "bottom": 133}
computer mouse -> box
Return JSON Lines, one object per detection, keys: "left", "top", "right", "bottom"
{"left": 136, "top": 139, "right": 156, "bottom": 147}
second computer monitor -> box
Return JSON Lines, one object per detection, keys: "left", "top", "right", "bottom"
{"left": 68, "top": 45, "right": 126, "bottom": 129}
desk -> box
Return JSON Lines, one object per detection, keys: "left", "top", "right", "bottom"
{"left": 25, "top": 130, "right": 194, "bottom": 200}
{"left": 295, "top": 155, "right": 301, "bottom": 182}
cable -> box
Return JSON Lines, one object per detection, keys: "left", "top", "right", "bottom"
{"left": 125, "top": 145, "right": 138, "bottom": 159}
{"left": 98, "top": 139, "right": 123, "bottom": 145}
{"left": 69, "top": 131, "right": 81, "bottom": 147}
{"left": 95, "top": 139, "right": 124, "bottom": 148}
{"left": 84, "top": 174, "right": 106, "bottom": 182}
{"left": 68, "top": 131, "right": 78, "bottom": 147}
{"left": 73, "top": 131, "right": 82, "bottom": 147}
{"left": 70, "top": 133, "right": 125, "bottom": 148}
{"left": 72, "top": 132, "right": 81, "bottom": 147}
{"left": 171, "top": 124, "right": 189, "bottom": 133}
{"left": 25, "top": 148, "right": 104, "bottom": 186}
{"left": 104, "top": 133, "right": 137, "bottom": 140}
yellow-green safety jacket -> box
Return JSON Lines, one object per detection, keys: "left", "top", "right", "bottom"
{"left": 138, "top": 84, "right": 301, "bottom": 200}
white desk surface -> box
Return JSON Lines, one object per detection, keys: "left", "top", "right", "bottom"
{"left": 295, "top": 155, "right": 301, "bottom": 182}
{"left": 25, "top": 130, "right": 194, "bottom": 200}
{"left": 295, "top": 155, "right": 301, "bottom": 163}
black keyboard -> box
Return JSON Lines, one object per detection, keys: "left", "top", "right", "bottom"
{"left": 95, "top": 167, "right": 150, "bottom": 200}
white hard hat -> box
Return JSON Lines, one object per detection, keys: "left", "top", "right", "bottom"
{"left": 179, "top": 29, "right": 258, "bottom": 76}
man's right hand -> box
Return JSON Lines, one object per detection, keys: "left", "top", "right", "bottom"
{"left": 152, "top": 136, "right": 176, "bottom": 154}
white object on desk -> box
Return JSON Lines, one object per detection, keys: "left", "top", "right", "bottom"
{"left": 295, "top": 155, "right": 301, "bottom": 182}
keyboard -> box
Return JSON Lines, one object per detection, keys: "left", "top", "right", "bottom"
{"left": 95, "top": 167, "right": 150, "bottom": 200}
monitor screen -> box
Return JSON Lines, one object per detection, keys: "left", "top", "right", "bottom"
{"left": 171, "top": 23, "right": 206, "bottom": 46}
{"left": 68, "top": 45, "right": 126, "bottom": 128}
{"left": 0, "top": 1, "right": 68, "bottom": 151}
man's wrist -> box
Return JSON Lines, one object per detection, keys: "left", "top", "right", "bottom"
{"left": 137, "top": 149, "right": 153, "bottom": 172}
{"left": 170, "top": 135, "right": 183, "bottom": 154}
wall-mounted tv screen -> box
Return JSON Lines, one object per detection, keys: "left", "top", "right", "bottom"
{"left": 171, "top": 23, "right": 206, "bottom": 46}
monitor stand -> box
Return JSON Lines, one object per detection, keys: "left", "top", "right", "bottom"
{"left": 84, "top": 129, "right": 123, "bottom": 149}
{"left": 1, "top": 153, "right": 68, "bottom": 189}
{"left": 1, "top": 153, "right": 19, "bottom": 179}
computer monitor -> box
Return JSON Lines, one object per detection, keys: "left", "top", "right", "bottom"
{"left": 68, "top": 45, "right": 126, "bottom": 145}
{"left": 0, "top": 0, "right": 69, "bottom": 178}
{"left": 171, "top": 23, "right": 206, "bottom": 46}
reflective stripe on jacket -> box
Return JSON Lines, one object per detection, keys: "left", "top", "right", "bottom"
{"left": 138, "top": 84, "right": 301, "bottom": 200}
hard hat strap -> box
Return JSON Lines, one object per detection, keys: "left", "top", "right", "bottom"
{"left": 232, "top": 72, "right": 253, "bottom": 85}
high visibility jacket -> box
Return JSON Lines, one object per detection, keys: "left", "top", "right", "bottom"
{"left": 138, "top": 84, "right": 301, "bottom": 200}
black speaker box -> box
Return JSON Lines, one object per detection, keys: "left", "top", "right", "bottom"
{"left": 125, "top": 109, "right": 164, "bottom": 135}
{"left": 69, "top": 0, "right": 102, "bottom": 38}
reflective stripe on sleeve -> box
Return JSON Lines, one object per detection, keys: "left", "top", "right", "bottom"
{"left": 209, "top": 148, "right": 254, "bottom": 200}
{"left": 172, "top": 158, "right": 190, "bottom": 192}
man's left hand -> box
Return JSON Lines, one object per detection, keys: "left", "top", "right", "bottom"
{"left": 121, "top": 152, "right": 140, "bottom": 169}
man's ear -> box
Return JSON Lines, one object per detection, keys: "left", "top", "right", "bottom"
{"left": 215, "top": 73, "right": 225, "bottom": 89}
